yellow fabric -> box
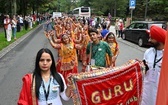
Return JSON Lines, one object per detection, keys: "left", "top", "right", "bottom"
{"left": 60, "top": 42, "right": 78, "bottom": 71}
{"left": 106, "top": 42, "right": 118, "bottom": 66}
{"left": 82, "top": 31, "right": 90, "bottom": 48}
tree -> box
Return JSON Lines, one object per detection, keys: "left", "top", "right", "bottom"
{"left": 0, "top": 0, "right": 167, "bottom": 21}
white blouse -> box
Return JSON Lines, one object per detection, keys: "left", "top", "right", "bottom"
{"left": 38, "top": 73, "right": 70, "bottom": 105}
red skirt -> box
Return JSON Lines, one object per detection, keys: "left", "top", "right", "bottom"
{"left": 56, "top": 60, "right": 78, "bottom": 84}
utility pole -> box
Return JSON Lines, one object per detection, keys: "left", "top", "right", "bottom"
{"left": 144, "top": 0, "right": 148, "bottom": 20}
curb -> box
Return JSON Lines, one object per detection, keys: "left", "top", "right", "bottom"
{"left": 0, "top": 25, "right": 42, "bottom": 59}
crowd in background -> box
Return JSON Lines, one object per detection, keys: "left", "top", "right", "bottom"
{"left": 2, "top": 13, "right": 52, "bottom": 42}
{"left": 43, "top": 14, "right": 120, "bottom": 85}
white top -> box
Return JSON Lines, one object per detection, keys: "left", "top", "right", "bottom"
{"left": 4, "top": 19, "right": 12, "bottom": 30}
{"left": 106, "top": 20, "right": 110, "bottom": 27}
{"left": 143, "top": 47, "right": 163, "bottom": 72}
{"left": 38, "top": 73, "right": 70, "bottom": 105}
{"left": 115, "top": 22, "right": 119, "bottom": 30}
{"left": 141, "top": 47, "right": 163, "bottom": 105}
{"left": 19, "top": 16, "right": 24, "bottom": 23}
{"left": 12, "top": 19, "right": 17, "bottom": 27}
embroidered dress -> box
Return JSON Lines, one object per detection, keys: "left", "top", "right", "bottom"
{"left": 56, "top": 42, "right": 78, "bottom": 83}
{"left": 54, "top": 25, "right": 62, "bottom": 38}
{"left": 80, "top": 31, "right": 90, "bottom": 72}
{"left": 106, "top": 42, "right": 118, "bottom": 66}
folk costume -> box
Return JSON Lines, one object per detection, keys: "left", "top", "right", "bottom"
{"left": 56, "top": 41, "right": 78, "bottom": 83}
{"left": 80, "top": 29, "right": 90, "bottom": 72}
{"left": 103, "top": 32, "right": 119, "bottom": 67}
{"left": 47, "top": 18, "right": 84, "bottom": 83}
{"left": 106, "top": 42, "right": 118, "bottom": 67}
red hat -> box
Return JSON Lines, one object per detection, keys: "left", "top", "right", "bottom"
{"left": 150, "top": 25, "right": 167, "bottom": 44}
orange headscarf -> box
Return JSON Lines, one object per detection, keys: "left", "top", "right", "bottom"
{"left": 150, "top": 25, "right": 167, "bottom": 44}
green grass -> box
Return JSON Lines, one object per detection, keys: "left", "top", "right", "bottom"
{"left": 0, "top": 24, "right": 38, "bottom": 51}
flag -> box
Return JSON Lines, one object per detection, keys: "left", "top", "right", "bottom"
{"left": 69, "top": 60, "right": 143, "bottom": 105}
{"left": 156, "top": 30, "right": 168, "bottom": 105}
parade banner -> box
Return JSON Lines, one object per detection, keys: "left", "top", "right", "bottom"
{"left": 69, "top": 60, "right": 143, "bottom": 105}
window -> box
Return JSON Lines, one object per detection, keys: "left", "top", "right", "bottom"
{"left": 133, "top": 23, "right": 145, "bottom": 29}
{"left": 81, "top": 7, "right": 89, "bottom": 12}
{"left": 128, "top": 23, "right": 135, "bottom": 29}
{"left": 73, "top": 9, "right": 79, "bottom": 14}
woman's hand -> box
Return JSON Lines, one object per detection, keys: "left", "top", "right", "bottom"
{"left": 44, "top": 31, "right": 50, "bottom": 38}
{"left": 66, "top": 74, "right": 74, "bottom": 98}
{"left": 49, "top": 30, "right": 54, "bottom": 36}
{"left": 67, "top": 74, "right": 73, "bottom": 87}
{"left": 112, "top": 56, "right": 117, "bottom": 63}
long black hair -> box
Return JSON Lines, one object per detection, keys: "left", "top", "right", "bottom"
{"left": 33, "top": 48, "right": 64, "bottom": 99}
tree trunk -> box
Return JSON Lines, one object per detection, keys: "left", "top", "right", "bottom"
{"left": 13, "top": 0, "right": 17, "bottom": 15}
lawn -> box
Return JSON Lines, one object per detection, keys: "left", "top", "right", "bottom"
{"left": 0, "top": 25, "right": 38, "bottom": 51}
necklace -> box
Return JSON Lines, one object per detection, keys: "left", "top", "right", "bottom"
{"left": 65, "top": 43, "right": 73, "bottom": 49}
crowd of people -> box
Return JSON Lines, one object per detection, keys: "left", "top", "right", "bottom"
{"left": 3, "top": 14, "right": 51, "bottom": 42}
{"left": 17, "top": 15, "right": 120, "bottom": 104}
{"left": 17, "top": 14, "right": 167, "bottom": 105}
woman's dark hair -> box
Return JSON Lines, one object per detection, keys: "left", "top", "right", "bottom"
{"left": 33, "top": 48, "right": 64, "bottom": 99}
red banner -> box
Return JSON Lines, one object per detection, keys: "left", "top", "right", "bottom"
{"left": 70, "top": 60, "right": 143, "bottom": 105}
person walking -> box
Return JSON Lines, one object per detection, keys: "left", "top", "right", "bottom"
{"left": 141, "top": 25, "right": 166, "bottom": 105}
{"left": 100, "top": 23, "right": 109, "bottom": 38}
{"left": 118, "top": 19, "right": 124, "bottom": 38}
{"left": 24, "top": 16, "right": 29, "bottom": 30}
{"left": 114, "top": 19, "right": 119, "bottom": 37}
{"left": 2, "top": 14, "right": 7, "bottom": 38}
{"left": 103, "top": 32, "right": 119, "bottom": 67}
{"left": 17, "top": 48, "right": 71, "bottom": 105}
{"left": 86, "top": 28, "right": 113, "bottom": 69}
{"left": 19, "top": 15, "right": 24, "bottom": 31}
{"left": 11, "top": 15, "right": 17, "bottom": 40}
{"left": 46, "top": 31, "right": 83, "bottom": 84}
{"left": 4, "top": 15, "right": 12, "bottom": 42}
